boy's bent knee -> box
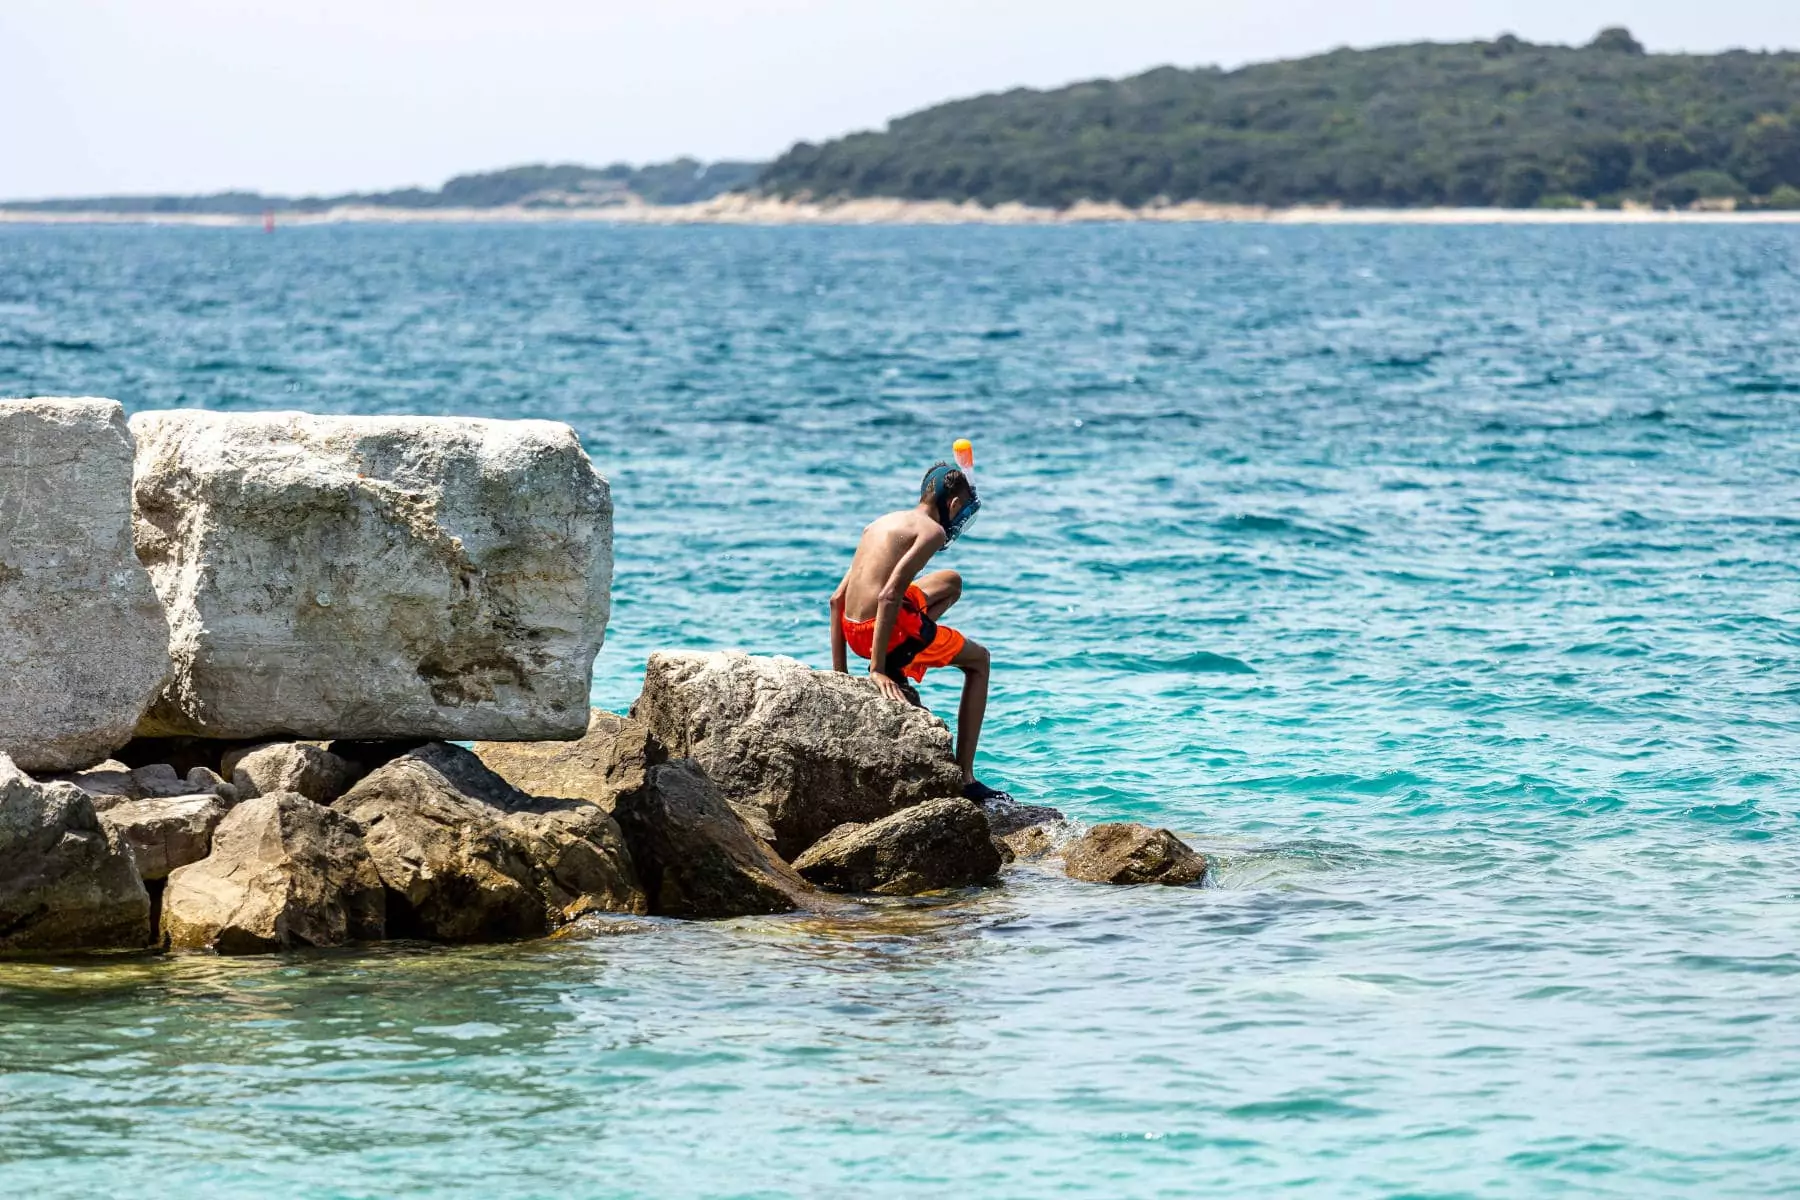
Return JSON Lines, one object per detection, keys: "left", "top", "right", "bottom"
{"left": 956, "top": 640, "right": 991, "bottom": 672}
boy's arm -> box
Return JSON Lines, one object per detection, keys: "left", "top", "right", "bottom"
{"left": 867, "top": 528, "right": 946, "bottom": 702}
{"left": 829, "top": 573, "right": 848, "bottom": 673}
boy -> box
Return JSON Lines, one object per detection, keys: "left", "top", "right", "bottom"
{"left": 830, "top": 461, "right": 1007, "bottom": 802}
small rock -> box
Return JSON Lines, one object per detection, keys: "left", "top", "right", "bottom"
{"left": 611, "top": 759, "right": 812, "bottom": 918}
{"left": 1000, "top": 822, "right": 1064, "bottom": 861}
{"left": 98, "top": 793, "right": 229, "bottom": 881}
{"left": 0, "top": 753, "right": 152, "bottom": 950}
{"left": 162, "top": 791, "right": 385, "bottom": 953}
{"left": 980, "top": 797, "right": 1066, "bottom": 838}
{"left": 791, "top": 798, "right": 1003, "bottom": 896}
{"left": 472, "top": 709, "right": 650, "bottom": 810}
{"left": 1062, "top": 823, "right": 1207, "bottom": 886}
{"left": 129, "top": 763, "right": 193, "bottom": 799}
{"left": 56, "top": 759, "right": 138, "bottom": 802}
{"left": 185, "top": 765, "right": 231, "bottom": 797}
{"left": 335, "top": 742, "right": 646, "bottom": 942}
{"left": 634, "top": 651, "right": 965, "bottom": 858}
{"left": 229, "top": 742, "right": 362, "bottom": 805}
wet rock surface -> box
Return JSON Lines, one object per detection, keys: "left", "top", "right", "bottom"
{"left": 1061, "top": 823, "right": 1207, "bottom": 886}
{"left": 0, "top": 753, "right": 152, "bottom": 950}
{"left": 635, "top": 651, "right": 963, "bottom": 858}
{"left": 130, "top": 409, "right": 612, "bottom": 742}
{"left": 611, "top": 759, "right": 812, "bottom": 918}
{"left": 0, "top": 398, "right": 171, "bottom": 772}
{"left": 335, "top": 742, "right": 645, "bottom": 942}
{"left": 161, "top": 791, "right": 386, "bottom": 953}
{"left": 791, "top": 798, "right": 1002, "bottom": 896}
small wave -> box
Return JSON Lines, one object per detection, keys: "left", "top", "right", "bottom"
{"left": 1051, "top": 650, "right": 1255, "bottom": 675}
{"left": 1214, "top": 513, "right": 1368, "bottom": 543}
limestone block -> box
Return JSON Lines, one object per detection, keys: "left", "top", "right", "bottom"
{"left": 0, "top": 398, "right": 170, "bottom": 771}
{"left": 129, "top": 409, "right": 611, "bottom": 741}
{"left": 98, "top": 792, "right": 229, "bottom": 881}
{"left": 1062, "top": 823, "right": 1207, "bottom": 886}
{"left": 791, "top": 798, "right": 1002, "bottom": 895}
{"left": 634, "top": 652, "right": 963, "bottom": 858}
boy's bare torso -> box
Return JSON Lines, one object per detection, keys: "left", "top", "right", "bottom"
{"left": 840, "top": 509, "right": 945, "bottom": 621}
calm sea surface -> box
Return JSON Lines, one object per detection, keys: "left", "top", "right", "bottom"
{"left": 1, "top": 223, "right": 1797, "bottom": 1198}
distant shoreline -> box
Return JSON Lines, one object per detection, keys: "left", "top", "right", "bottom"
{"left": 5, "top": 195, "right": 1800, "bottom": 227}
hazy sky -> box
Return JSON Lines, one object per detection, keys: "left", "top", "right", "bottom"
{"left": 4, "top": 0, "right": 1798, "bottom": 200}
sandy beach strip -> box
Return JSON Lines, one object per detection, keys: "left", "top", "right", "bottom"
{"left": 4, "top": 195, "right": 1799, "bottom": 227}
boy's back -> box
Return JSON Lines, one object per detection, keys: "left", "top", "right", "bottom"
{"left": 839, "top": 508, "right": 945, "bottom": 622}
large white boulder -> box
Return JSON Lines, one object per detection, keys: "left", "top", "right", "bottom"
{"left": 0, "top": 398, "right": 170, "bottom": 771}
{"left": 130, "top": 410, "right": 612, "bottom": 741}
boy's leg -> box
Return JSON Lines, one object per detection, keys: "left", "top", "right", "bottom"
{"left": 915, "top": 570, "right": 963, "bottom": 620}
{"left": 950, "top": 638, "right": 990, "bottom": 784}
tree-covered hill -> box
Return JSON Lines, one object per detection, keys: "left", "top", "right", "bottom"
{"left": 763, "top": 28, "right": 1800, "bottom": 209}
{"left": 3, "top": 159, "right": 764, "bottom": 214}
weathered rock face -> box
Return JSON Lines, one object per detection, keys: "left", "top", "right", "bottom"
{"left": 129, "top": 410, "right": 612, "bottom": 742}
{"left": 472, "top": 709, "right": 649, "bottom": 810}
{"left": 161, "top": 791, "right": 385, "bottom": 953}
{"left": 229, "top": 742, "right": 362, "bottom": 805}
{"left": 0, "top": 398, "right": 170, "bottom": 771}
{"left": 981, "top": 797, "right": 1067, "bottom": 838}
{"left": 635, "top": 652, "right": 964, "bottom": 858}
{"left": 612, "top": 760, "right": 812, "bottom": 918}
{"left": 98, "top": 793, "right": 229, "bottom": 881}
{"left": 1062, "top": 823, "right": 1207, "bottom": 886}
{"left": 335, "top": 742, "right": 645, "bottom": 942}
{"left": 0, "top": 753, "right": 152, "bottom": 950}
{"left": 1000, "top": 822, "right": 1066, "bottom": 861}
{"left": 791, "top": 798, "right": 1002, "bottom": 896}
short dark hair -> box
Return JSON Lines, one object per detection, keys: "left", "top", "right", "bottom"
{"left": 921, "top": 463, "right": 973, "bottom": 504}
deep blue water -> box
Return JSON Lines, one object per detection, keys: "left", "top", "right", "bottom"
{"left": 1, "top": 223, "right": 1798, "bottom": 1197}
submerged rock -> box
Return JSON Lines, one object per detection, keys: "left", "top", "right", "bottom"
{"left": 611, "top": 759, "right": 812, "bottom": 918}
{"left": 999, "top": 822, "right": 1066, "bottom": 861}
{"left": 130, "top": 409, "right": 612, "bottom": 742}
{"left": 98, "top": 792, "right": 229, "bottom": 881}
{"left": 1062, "top": 823, "right": 1207, "bottom": 886}
{"left": 791, "top": 798, "right": 1002, "bottom": 896}
{"left": 228, "top": 742, "right": 362, "bottom": 805}
{"left": 472, "top": 709, "right": 650, "bottom": 809}
{"left": 0, "top": 398, "right": 170, "bottom": 772}
{"left": 634, "top": 651, "right": 963, "bottom": 858}
{"left": 0, "top": 753, "right": 153, "bottom": 951}
{"left": 335, "top": 742, "right": 645, "bottom": 942}
{"left": 161, "top": 791, "right": 386, "bottom": 953}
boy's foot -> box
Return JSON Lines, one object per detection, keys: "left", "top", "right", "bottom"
{"left": 962, "top": 779, "right": 1014, "bottom": 804}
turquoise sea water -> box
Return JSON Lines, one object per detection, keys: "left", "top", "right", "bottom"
{"left": 1, "top": 223, "right": 1798, "bottom": 1197}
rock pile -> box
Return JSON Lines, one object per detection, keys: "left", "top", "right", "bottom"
{"left": 0, "top": 399, "right": 1210, "bottom": 958}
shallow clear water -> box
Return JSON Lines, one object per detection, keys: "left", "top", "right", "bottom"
{"left": 2, "top": 223, "right": 1798, "bottom": 1197}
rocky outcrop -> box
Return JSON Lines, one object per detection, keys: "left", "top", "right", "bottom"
{"left": 129, "top": 409, "right": 612, "bottom": 742}
{"left": 0, "top": 398, "right": 170, "bottom": 771}
{"left": 161, "top": 792, "right": 386, "bottom": 953}
{"left": 791, "top": 798, "right": 1002, "bottom": 896}
{"left": 98, "top": 793, "right": 229, "bottom": 881}
{"left": 227, "top": 742, "right": 361, "bottom": 805}
{"left": 635, "top": 652, "right": 963, "bottom": 858}
{"left": 1062, "top": 823, "right": 1207, "bottom": 886}
{"left": 612, "top": 760, "right": 812, "bottom": 918}
{"left": 472, "top": 709, "right": 649, "bottom": 809}
{"left": 335, "top": 742, "right": 644, "bottom": 941}
{"left": 0, "top": 753, "right": 152, "bottom": 950}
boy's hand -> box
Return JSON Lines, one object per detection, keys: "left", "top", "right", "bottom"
{"left": 868, "top": 670, "right": 909, "bottom": 704}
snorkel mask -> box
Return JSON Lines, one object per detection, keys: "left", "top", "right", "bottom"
{"left": 925, "top": 439, "right": 982, "bottom": 544}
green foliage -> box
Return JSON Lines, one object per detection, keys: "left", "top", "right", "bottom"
{"left": 1768, "top": 184, "right": 1800, "bottom": 209}
{"left": 1652, "top": 170, "right": 1748, "bottom": 207}
{"left": 762, "top": 29, "right": 1800, "bottom": 209}
{"left": 4, "top": 160, "right": 764, "bottom": 213}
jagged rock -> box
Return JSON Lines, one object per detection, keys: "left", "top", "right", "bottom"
{"left": 185, "top": 765, "right": 232, "bottom": 798}
{"left": 0, "top": 753, "right": 152, "bottom": 950}
{"left": 335, "top": 742, "right": 645, "bottom": 942}
{"left": 98, "top": 793, "right": 229, "bottom": 881}
{"left": 1062, "top": 823, "right": 1207, "bottom": 886}
{"left": 472, "top": 709, "right": 649, "bottom": 809}
{"left": 634, "top": 651, "right": 963, "bottom": 858}
{"left": 791, "top": 798, "right": 1002, "bottom": 896}
{"left": 0, "top": 398, "right": 171, "bottom": 772}
{"left": 229, "top": 742, "right": 362, "bottom": 805}
{"left": 1000, "top": 822, "right": 1066, "bottom": 861}
{"left": 130, "top": 409, "right": 612, "bottom": 742}
{"left": 161, "top": 791, "right": 385, "bottom": 953}
{"left": 49, "top": 759, "right": 202, "bottom": 807}
{"left": 981, "top": 797, "right": 1066, "bottom": 838}
{"left": 612, "top": 760, "right": 812, "bottom": 918}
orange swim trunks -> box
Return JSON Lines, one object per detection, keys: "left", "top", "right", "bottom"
{"left": 841, "top": 583, "right": 967, "bottom": 682}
